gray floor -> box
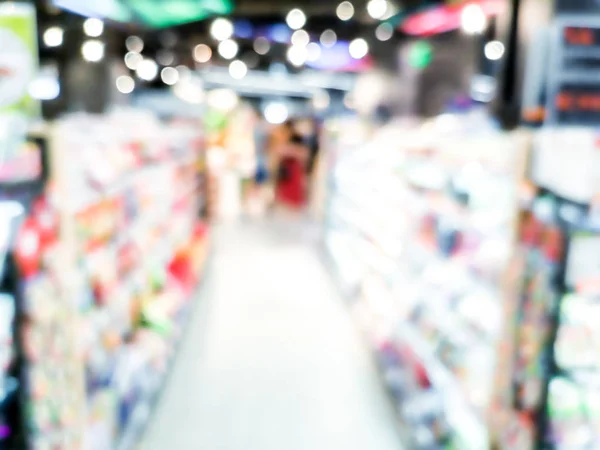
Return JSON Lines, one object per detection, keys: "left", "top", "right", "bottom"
{"left": 141, "top": 218, "right": 404, "bottom": 450}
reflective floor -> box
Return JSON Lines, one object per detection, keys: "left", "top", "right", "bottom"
{"left": 142, "top": 218, "right": 403, "bottom": 450}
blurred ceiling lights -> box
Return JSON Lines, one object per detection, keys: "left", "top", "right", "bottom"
{"left": 126, "top": 36, "right": 144, "bottom": 53}
{"left": 336, "top": 1, "right": 355, "bottom": 21}
{"left": 116, "top": 75, "right": 135, "bottom": 94}
{"left": 320, "top": 29, "right": 337, "bottom": 48}
{"left": 461, "top": 4, "right": 486, "bottom": 34}
{"left": 218, "top": 39, "right": 239, "bottom": 59}
{"left": 291, "top": 30, "right": 310, "bottom": 47}
{"left": 253, "top": 37, "right": 270, "bottom": 55}
{"left": 349, "top": 38, "right": 369, "bottom": 59}
{"left": 264, "top": 102, "right": 289, "bottom": 124}
{"left": 229, "top": 60, "right": 248, "bottom": 79}
{"left": 287, "top": 45, "right": 308, "bottom": 67}
{"left": 83, "top": 18, "right": 104, "bottom": 37}
{"left": 136, "top": 59, "right": 159, "bottom": 81}
{"left": 29, "top": 66, "right": 60, "bottom": 101}
{"left": 81, "top": 40, "right": 105, "bottom": 62}
{"left": 367, "top": 0, "right": 388, "bottom": 19}
{"left": 484, "top": 40, "right": 504, "bottom": 60}
{"left": 286, "top": 9, "right": 306, "bottom": 30}
{"left": 210, "top": 17, "right": 234, "bottom": 41}
{"left": 161, "top": 67, "right": 179, "bottom": 85}
{"left": 157, "top": 49, "right": 176, "bottom": 66}
{"left": 43, "top": 27, "right": 63, "bottom": 47}
{"left": 375, "top": 22, "right": 393, "bottom": 41}
{"left": 125, "top": 52, "right": 143, "bottom": 70}
{"left": 194, "top": 44, "right": 212, "bottom": 63}
{"left": 307, "top": 42, "right": 322, "bottom": 62}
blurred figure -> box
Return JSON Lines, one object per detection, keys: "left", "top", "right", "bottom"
{"left": 273, "top": 120, "right": 309, "bottom": 211}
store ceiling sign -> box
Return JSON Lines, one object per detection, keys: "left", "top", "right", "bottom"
{"left": 545, "top": 18, "right": 600, "bottom": 124}
{"left": 53, "top": 0, "right": 232, "bottom": 27}
{"left": 0, "top": 2, "right": 39, "bottom": 117}
{"left": 401, "top": 0, "right": 504, "bottom": 36}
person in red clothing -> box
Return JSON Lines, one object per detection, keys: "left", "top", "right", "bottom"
{"left": 273, "top": 120, "right": 309, "bottom": 210}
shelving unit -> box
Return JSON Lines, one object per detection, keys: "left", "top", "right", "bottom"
{"left": 323, "top": 114, "right": 524, "bottom": 450}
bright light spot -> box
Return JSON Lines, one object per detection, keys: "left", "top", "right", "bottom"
{"left": 254, "top": 37, "right": 270, "bottom": 55}
{"left": 174, "top": 78, "right": 205, "bottom": 104}
{"left": 286, "top": 9, "right": 306, "bottom": 30}
{"left": 461, "top": 4, "right": 487, "bottom": 34}
{"left": 307, "top": 42, "right": 322, "bottom": 62}
{"left": 124, "top": 52, "right": 143, "bottom": 70}
{"left": 161, "top": 67, "right": 179, "bottom": 85}
{"left": 287, "top": 46, "right": 308, "bottom": 67}
{"left": 484, "top": 40, "right": 505, "bottom": 60}
{"left": 218, "top": 39, "right": 239, "bottom": 59}
{"left": 337, "top": 1, "right": 355, "bottom": 21}
{"left": 367, "top": 0, "right": 388, "bottom": 19}
{"left": 43, "top": 27, "right": 63, "bottom": 47}
{"left": 157, "top": 49, "right": 175, "bottom": 66}
{"left": 320, "top": 29, "right": 337, "bottom": 48}
{"left": 291, "top": 30, "right": 310, "bottom": 47}
{"left": 264, "top": 102, "right": 289, "bottom": 124}
{"left": 177, "top": 65, "right": 192, "bottom": 81}
{"left": 375, "top": 22, "right": 393, "bottom": 41}
{"left": 29, "top": 69, "right": 60, "bottom": 100}
{"left": 126, "top": 36, "right": 144, "bottom": 53}
{"left": 116, "top": 75, "right": 135, "bottom": 94}
{"left": 136, "top": 59, "right": 159, "bottom": 81}
{"left": 349, "top": 38, "right": 369, "bottom": 59}
{"left": 83, "top": 18, "right": 104, "bottom": 37}
{"left": 81, "top": 40, "right": 105, "bottom": 62}
{"left": 194, "top": 44, "right": 212, "bottom": 63}
{"left": 312, "top": 90, "right": 330, "bottom": 110}
{"left": 207, "top": 88, "right": 238, "bottom": 112}
{"left": 228, "top": 60, "right": 248, "bottom": 79}
{"left": 210, "top": 18, "right": 234, "bottom": 41}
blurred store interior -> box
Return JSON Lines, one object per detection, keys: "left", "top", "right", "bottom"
{"left": 1, "top": 0, "right": 600, "bottom": 449}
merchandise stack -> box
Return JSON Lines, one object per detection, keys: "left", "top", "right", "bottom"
{"left": 1, "top": 111, "right": 210, "bottom": 450}
{"left": 324, "top": 112, "right": 525, "bottom": 450}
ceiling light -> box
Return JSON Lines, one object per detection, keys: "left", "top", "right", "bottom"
{"left": 287, "top": 46, "right": 308, "bottom": 67}
{"left": 174, "top": 79, "right": 205, "bottom": 104}
{"left": 161, "top": 67, "right": 179, "bottom": 85}
{"left": 349, "top": 38, "right": 369, "bottom": 59}
{"left": 157, "top": 49, "right": 175, "bottom": 66}
{"left": 43, "top": 27, "right": 63, "bottom": 47}
{"left": 229, "top": 60, "right": 248, "bottom": 79}
{"left": 83, "top": 18, "right": 103, "bottom": 37}
{"left": 124, "top": 52, "right": 143, "bottom": 70}
{"left": 126, "top": 36, "right": 144, "bottom": 53}
{"left": 207, "top": 89, "right": 238, "bottom": 112}
{"left": 307, "top": 42, "right": 322, "bottom": 62}
{"left": 116, "top": 75, "right": 135, "bottom": 94}
{"left": 312, "top": 90, "right": 330, "bottom": 111}
{"left": 264, "top": 102, "right": 289, "bottom": 124}
{"left": 254, "top": 37, "right": 270, "bottom": 55}
{"left": 291, "top": 30, "right": 310, "bottom": 47}
{"left": 194, "top": 44, "right": 212, "bottom": 63}
{"left": 286, "top": 9, "right": 306, "bottom": 30}
{"left": 136, "top": 59, "right": 158, "bottom": 81}
{"left": 81, "top": 40, "right": 105, "bottom": 62}
{"left": 375, "top": 22, "right": 393, "bottom": 41}
{"left": 367, "top": 0, "right": 388, "bottom": 19}
{"left": 320, "top": 29, "right": 337, "bottom": 48}
{"left": 336, "top": 1, "right": 355, "bottom": 21}
{"left": 29, "top": 68, "right": 60, "bottom": 101}
{"left": 218, "top": 39, "right": 239, "bottom": 59}
{"left": 210, "top": 17, "right": 234, "bottom": 41}
{"left": 461, "top": 4, "right": 487, "bottom": 34}
{"left": 484, "top": 40, "right": 505, "bottom": 60}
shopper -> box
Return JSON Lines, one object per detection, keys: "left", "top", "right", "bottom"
{"left": 274, "top": 120, "right": 309, "bottom": 210}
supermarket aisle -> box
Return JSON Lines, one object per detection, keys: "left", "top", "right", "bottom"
{"left": 142, "top": 218, "right": 403, "bottom": 450}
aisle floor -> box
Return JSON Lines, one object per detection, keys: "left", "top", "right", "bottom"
{"left": 142, "top": 218, "right": 404, "bottom": 450}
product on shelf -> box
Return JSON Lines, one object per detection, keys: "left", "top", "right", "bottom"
{"left": 323, "top": 112, "right": 524, "bottom": 450}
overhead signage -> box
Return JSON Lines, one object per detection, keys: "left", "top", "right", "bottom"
{"left": 545, "top": 18, "right": 600, "bottom": 125}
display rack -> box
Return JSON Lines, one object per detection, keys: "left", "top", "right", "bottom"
{"left": 323, "top": 113, "right": 524, "bottom": 450}
{"left": 3, "top": 111, "right": 210, "bottom": 449}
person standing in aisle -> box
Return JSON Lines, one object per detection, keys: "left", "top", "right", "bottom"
{"left": 273, "top": 120, "right": 309, "bottom": 211}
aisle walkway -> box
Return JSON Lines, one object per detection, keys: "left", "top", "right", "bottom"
{"left": 142, "top": 219, "right": 403, "bottom": 450}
